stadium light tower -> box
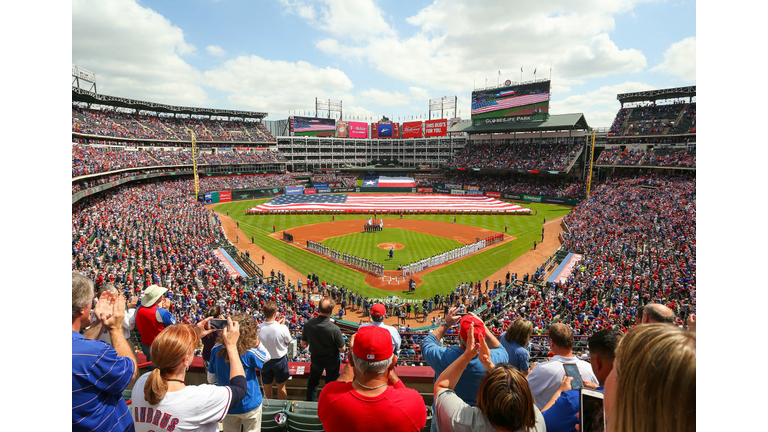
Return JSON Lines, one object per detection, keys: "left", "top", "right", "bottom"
{"left": 316, "top": 98, "right": 343, "bottom": 119}
{"left": 428, "top": 96, "right": 457, "bottom": 120}
{"left": 72, "top": 65, "right": 97, "bottom": 93}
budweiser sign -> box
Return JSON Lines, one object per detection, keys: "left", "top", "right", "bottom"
{"left": 402, "top": 121, "right": 423, "bottom": 138}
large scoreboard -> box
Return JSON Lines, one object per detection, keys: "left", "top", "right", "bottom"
{"left": 471, "top": 80, "right": 550, "bottom": 121}
{"left": 289, "top": 116, "right": 336, "bottom": 137}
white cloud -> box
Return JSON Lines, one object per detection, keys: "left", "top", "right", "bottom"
{"left": 280, "top": 0, "right": 393, "bottom": 41}
{"left": 206, "top": 45, "right": 226, "bottom": 57}
{"left": 651, "top": 37, "right": 696, "bottom": 81}
{"left": 408, "top": 86, "right": 431, "bottom": 102}
{"left": 203, "top": 55, "right": 354, "bottom": 117}
{"left": 72, "top": 0, "right": 207, "bottom": 106}
{"left": 312, "top": 0, "right": 650, "bottom": 94}
{"left": 359, "top": 88, "right": 409, "bottom": 106}
{"left": 551, "top": 81, "right": 656, "bottom": 128}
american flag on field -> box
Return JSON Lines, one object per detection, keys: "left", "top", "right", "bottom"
{"left": 248, "top": 194, "right": 530, "bottom": 212}
{"left": 472, "top": 92, "right": 550, "bottom": 115}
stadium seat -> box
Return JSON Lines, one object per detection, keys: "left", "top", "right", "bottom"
{"left": 291, "top": 401, "right": 319, "bottom": 413}
{"left": 286, "top": 411, "right": 324, "bottom": 432}
{"left": 262, "top": 399, "right": 290, "bottom": 431}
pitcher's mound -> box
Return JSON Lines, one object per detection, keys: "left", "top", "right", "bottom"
{"left": 378, "top": 242, "right": 405, "bottom": 250}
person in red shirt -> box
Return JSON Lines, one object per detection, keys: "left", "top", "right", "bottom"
{"left": 318, "top": 326, "right": 427, "bottom": 432}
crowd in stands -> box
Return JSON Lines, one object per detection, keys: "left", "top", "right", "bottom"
{"left": 607, "top": 101, "right": 695, "bottom": 137}
{"left": 73, "top": 105, "right": 276, "bottom": 142}
{"left": 414, "top": 173, "right": 586, "bottom": 199}
{"left": 446, "top": 137, "right": 585, "bottom": 171}
{"left": 73, "top": 144, "right": 285, "bottom": 178}
{"left": 311, "top": 173, "right": 358, "bottom": 187}
{"left": 595, "top": 146, "right": 696, "bottom": 168}
{"left": 72, "top": 169, "right": 695, "bottom": 431}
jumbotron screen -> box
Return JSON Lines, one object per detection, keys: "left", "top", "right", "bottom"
{"left": 471, "top": 80, "right": 550, "bottom": 120}
{"left": 289, "top": 116, "right": 337, "bottom": 137}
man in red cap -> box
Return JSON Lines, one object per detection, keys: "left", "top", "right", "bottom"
{"left": 318, "top": 326, "right": 427, "bottom": 432}
{"left": 421, "top": 307, "right": 508, "bottom": 408}
{"left": 359, "top": 303, "right": 401, "bottom": 356}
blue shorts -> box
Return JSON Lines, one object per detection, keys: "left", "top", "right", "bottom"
{"left": 261, "top": 355, "right": 289, "bottom": 384}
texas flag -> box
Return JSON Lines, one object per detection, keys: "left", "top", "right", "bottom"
{"left": 377, "top": 176, "right": 416, "bottom": 187}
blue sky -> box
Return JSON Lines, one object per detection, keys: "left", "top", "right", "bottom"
{"left": 72, "top": 0, "right": 696, "bottom": 128}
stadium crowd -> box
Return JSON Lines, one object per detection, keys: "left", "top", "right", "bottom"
{"left": 73, "top": 105, "right": 276, "bottom": 142}
{"left": 72, "top": 168, "right": 695, "bottom": 431}
{"left": 446, "top": 137, "right": 585, "bottom": 171}
{"left": 73, "top": 144, "right": 286, "bottom": 178}
{"left": 595, "top": 146, "right": 696, "bottom": 168}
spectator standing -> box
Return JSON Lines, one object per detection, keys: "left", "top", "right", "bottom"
{"left": 201, "top": 305, "right": 222, "bottom": 368}
{"left": 526, "top": 323, "right": 597, "bottom": 409}
{"left": 499, "top": 318, "right": 534, "bottom": 374}
{"left": 541, "top": 328, "right": 623, "bottom": 432}
{"left": 258, "top": 301, "right": 293, "bottom": 400}
{"left": 135, "top": 284, "right": 177, "bottom": 365}
{"left": 82, "top": 282, "right": 138, "bottom": 345}
{"left": 302, "top": 297, "right": 346, "bottom": 401}
{"left": 208, "top": 313, "right": 271, "bottom": 432}
{"left": 318, "top": 326, "right": 427, "bottom": 432}
{"left": 421, "top": 309, "right": 508, "bottom": 409}
{"left": 360, "top": 303, "right": 401, "bottom": 356}
{"left": 433, "top": 322, "right": 545, "bottom": 432}
{"left": 72, "top": 272, "right": 138, "bottom": 432}
{"left": 604, "top": 324, "right": 695, "bottom": 432}
{"left": 131, "top": 319, "right": 248, "bottom": 432}
{"left": 641, "top": 303, "right": 675, "bottom": 324}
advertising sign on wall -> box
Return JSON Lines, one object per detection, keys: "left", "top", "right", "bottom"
{"left": 402, "top": 121, "right": 423, "bottom": 138}
{"left": 425, "top": 119, "right": 447, "bottom": 137}
{"left": 349, "top": 122, "right": 368, "bottom": 138}
{"left": 285, "top": 186, "right": 304, "bottom": 195}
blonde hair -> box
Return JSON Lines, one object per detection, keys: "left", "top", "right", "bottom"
{"left": 609, "top": 323, "right": 695, "bottom": 432}
{"left": 143, "top": 324, "right": 199, "bottom": 405}
{"left": 216, "top": 313, "right": 258, "bottom": 362}
{"left": 504, "top": 319, "right": 533, "bottom": 346}
{"left": 477, "top": 364, "right": 537, "bottom": 431}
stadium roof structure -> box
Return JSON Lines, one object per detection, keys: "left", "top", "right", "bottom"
{"left": 72, "top": 87, "right": 268, "bottom": 120}
{"left": 462, "top": 113, "right": 589, "bottom": 134}
{"left": 616, "top": 85, "right": 696, "bottom": 106}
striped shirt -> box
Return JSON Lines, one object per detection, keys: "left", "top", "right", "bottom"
{"left": 72, "top": 331, "right": 135, "bottom": 431}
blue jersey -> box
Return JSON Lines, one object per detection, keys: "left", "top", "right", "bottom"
{"left": 208, "top": 343, "right": 271, "bottom": 414}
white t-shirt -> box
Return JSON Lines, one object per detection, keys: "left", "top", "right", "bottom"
{"left": 258, "top": 320, "right": 293, "bottom": 359}
{"left": 130, "top": 371, "right": 232, "bottom": 432}
{"left": 526, "top": 355, "right": 598, "bottom": 409}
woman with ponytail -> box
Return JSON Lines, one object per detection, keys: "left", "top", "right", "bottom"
{"left": 130, "top": 317, "right": 248, "bottom": 432}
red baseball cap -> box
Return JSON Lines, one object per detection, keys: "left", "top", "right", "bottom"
{"left": 371, "top": 303, "right": 386, "bottom": 318}
{"left": 353, "top": 326, "right": 393, "bottom": 361}
{"left": 459, "top": 315, "right": 485, "bottom": 345}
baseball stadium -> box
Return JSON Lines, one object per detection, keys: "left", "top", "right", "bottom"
{"left": 71, "top": 7, "right": 696, "bottom": 432}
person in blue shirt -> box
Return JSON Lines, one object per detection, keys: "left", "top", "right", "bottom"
{"left": 72, "top": 272, "right": 138, "bottom": 432}
{"left": 208, "top": 313, "right": 271, "bottom": 432}
{"left": 499, "top": 318, "right": 534, "bottom": 374}
{"left": 421, "top": 308, "right": 508, "bottom": 413}
{"left": 541, "top": 328, "right": 623, "bottom": 432}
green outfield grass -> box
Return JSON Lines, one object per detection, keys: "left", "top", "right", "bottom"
{"left": 322, "top": 229, "right": 464, "bottom": 270}
{"left": 213, "top": 198, "right": 572, "bottom": 299}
